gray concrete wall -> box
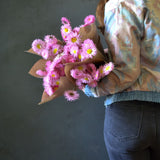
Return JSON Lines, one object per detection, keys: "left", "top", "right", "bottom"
{"left": 0, "top": 0, "right": 109, "bottom": 159}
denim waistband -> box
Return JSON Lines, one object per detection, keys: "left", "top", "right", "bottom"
{"left": 109, "top": 100, "right": 160, "bottom": 112}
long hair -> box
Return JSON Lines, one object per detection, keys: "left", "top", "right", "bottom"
{"left": 96, "top": 0, "right": 109, "bottom": 34}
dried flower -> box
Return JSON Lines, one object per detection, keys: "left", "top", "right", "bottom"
{"left": 44, "top": 35, "right": 57, "bottom": 44}
{"left": 103, "top": 62, "right": 114, "bottom": 75}
{"left": 32, "top": 39, "right": 46, "bottom": 55}
{"left": 61, "top": 24, "right": 72, "bottom": 41}
{"left": 84, "top": 15, "right": 95, "bottom": 26}
{"left": 70, "top": 69, "right": 84, "bottom": 79}
{"left": 94, "top": 70, "right": 101, "bottom": 81}
{"left": 80, "top": 74, "right": 93, "bottom": 84}
{"left": 67, "top": 32, "right": 81, "bottom": 46}
{"left": 51, "top": 44, "right": 61, "bottom": 56}
{"left": 70, "top": 45, "right": 79, "bottom": 58}
{"left": 41, "top": 49, "right": 51, "bottom": 59}
{"left": 61, "top": 17, "right": 71, "bottom": 25}
{"left": 82, "top": 39, "right": 97, "bottom": 59}
{"left": 64, "top": 90, "right": 79, "bottom": 101}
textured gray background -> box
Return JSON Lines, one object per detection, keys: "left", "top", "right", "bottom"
{"left": 0, "top": 0, "right": 109, "bottom": 159}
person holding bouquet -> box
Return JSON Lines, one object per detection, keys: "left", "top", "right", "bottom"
{"left": 84, "top": 0, "right": 160, "bottom": 159}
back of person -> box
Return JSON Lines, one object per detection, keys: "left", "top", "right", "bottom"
{"left": 84, "top": 0, "right": 160, "bottom": 159}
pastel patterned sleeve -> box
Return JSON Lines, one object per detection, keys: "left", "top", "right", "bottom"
{"left": 93, "top": 1, "right": 145, "bottom": 96}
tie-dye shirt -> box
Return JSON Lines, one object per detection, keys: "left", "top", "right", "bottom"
{"left": 85, "top": 0, "right": 160, "bottom": 106}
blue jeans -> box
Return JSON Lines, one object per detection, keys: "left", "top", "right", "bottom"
{"left": 104, "top": 100, "right": 160, "bottom": 160}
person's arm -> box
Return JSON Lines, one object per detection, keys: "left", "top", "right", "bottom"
{"left": 84, "top": 2, "right": 145, "bottom": 97}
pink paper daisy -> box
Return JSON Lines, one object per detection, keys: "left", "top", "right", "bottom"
{"left": 70, "top": 45, "right": 79, "bottom": 58}
{"left": 61, "top": 17, "right": 71, "bottom": 25}
{"left": 67, "top": 32, "right": 81, "bottom": 46}
{"left": 94, "top": 70, "right": 101, "bottom": 81}
{"left": 32, "top": 39, "right": 46, "bottom": 55}
{"left": 70, "top": 69, "right": 84, "bottom": 79}
{"left": 80, "top": 74, "right": 93, "bottom": 84}
{"left": 51, "top": 44, "right": 61, "bottom": 56}
{"left": 84, "top": 15, "right": 95, "bottom": 26}
{"left": 61, "top": 24, "right": 72, "bottom": 40}
{"left": 41, "top": 49, "right": 52, "bottom": 59}
{"left": 44, "top": 35, "right": 57, "bottom": 44}
{"left": 64, "top": 90, "right": 80, "bottom": 101}
{"left": 49, "top": 70, "right": 60, "bottom": 80}
{"left": 82, "top": 39, "right": 97, "bottom": 59}
{"left": 103, "top": 62, "right": 114, "bottom": 75}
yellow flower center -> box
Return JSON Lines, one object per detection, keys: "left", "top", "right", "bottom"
{"left": 78, "top": 54, "right": 82, "bottom": 59}
{"left": 71, "top": 37, "right": 77, "bottom": 43}
{"left": 56, "top": 81, "right": 60, "bottom": 85}
{"left": 37, "top": 44, "right": 42, "bottom": 49}
{"left": 73, "top": 50, "right": 77, "bottom": 54}
{"left": 52, "top": 74, "right": 55, "bottom": 77}
{"left": 64, "top": 28, "right": 69, "bottom": 33}
{"left": 84, "top": 77, "right": 89, "bottom": 81}
{"left": 77, "top": 66, "right": 83, "bottom": 70}
{"left": 100, "top": 69, "right": 103, "bottom": 74}
{"left": 87, "top": 49, "right": 92, "bottom": 54}
{"left": 54, "top": 87, "right": 58, "bottom": 90}
{"left": 105, "top": 66, "right": 111, "bottom": 71}
{"left": 53, "top": 48, "right": 58, "bottom": 54}
{"left": 69, "top": 92, "right": 74, "bottom": 96}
